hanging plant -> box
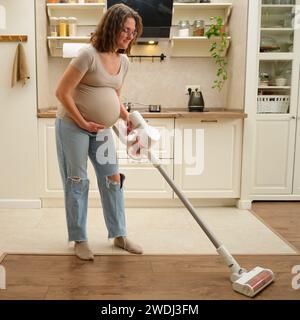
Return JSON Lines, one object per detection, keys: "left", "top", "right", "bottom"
{"left": 205, "top": 16, "right": 229, "bottom": 91}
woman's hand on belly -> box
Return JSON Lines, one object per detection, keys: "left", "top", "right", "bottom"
{"left": 80, "top": 119, "right": 106, "bottom": 133}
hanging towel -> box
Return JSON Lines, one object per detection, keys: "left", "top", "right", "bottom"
{"left": 11, "top": 43, "right": 30, "bottom": 88}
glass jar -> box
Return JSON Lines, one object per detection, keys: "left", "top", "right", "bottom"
{"left": 192, "top": 20, "right": 205, "bottom": 37}
{"left": 68, "top": 17, "right": 77, "bottom": 36}
{"left": 59, "top": 17, "right": 68, "bottom": 37}
{"left": 178, "top": 20, "right": 190, "bottom": 37}
{"left": 49, "top": 17, "right": 59, "bottom": 37}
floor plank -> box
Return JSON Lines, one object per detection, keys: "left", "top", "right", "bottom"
{"left": 0, "top": 202, "right": 299, "bottom": 300}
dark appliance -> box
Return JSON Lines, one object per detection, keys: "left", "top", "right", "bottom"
{"left": 187, "top": 88, "right": 205, "bottom": 112}
{"left": 107, "top": 0, "right": 174, "bottom": 40}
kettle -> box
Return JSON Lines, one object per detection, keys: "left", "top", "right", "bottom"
{"left": 188, "top": 88, "right": 205, "bottom": 112}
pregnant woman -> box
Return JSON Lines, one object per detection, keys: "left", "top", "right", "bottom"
{"left": 55, "top": 4, "right": 143, "bottom": 260}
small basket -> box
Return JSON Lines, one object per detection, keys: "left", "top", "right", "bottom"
{"left": 257, "top": 95, "right": 290, "bottom": 113}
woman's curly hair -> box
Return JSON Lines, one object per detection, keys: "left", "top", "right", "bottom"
{"left": 91, "top": 3, "right": 143, "bottom": 54}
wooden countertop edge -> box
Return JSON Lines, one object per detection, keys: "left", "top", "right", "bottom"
{"left": 37, "top": 110, "right": 248, "bottom": 119}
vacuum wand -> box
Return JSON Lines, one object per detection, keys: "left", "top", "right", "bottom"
{"left": 148, "top": 150, "right": 244, "bottom": 279}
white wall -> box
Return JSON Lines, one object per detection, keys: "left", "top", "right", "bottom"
{"left": 0, "top": 0, "right": 39, "bottom": 206}
{"left": 226, "top": 0, "right": 249, "bottom": 110}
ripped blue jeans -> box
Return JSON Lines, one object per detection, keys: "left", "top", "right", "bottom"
{"left": 55, "top": 118, "right": 127, "bottom": 241}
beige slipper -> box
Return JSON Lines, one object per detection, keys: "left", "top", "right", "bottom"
{"left": 74, "top": 241, "right": 94, "bottom": 261}
{"left": 114, "top": 236, "right": 143, "bottom": 254}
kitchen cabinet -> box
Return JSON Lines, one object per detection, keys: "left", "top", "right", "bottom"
{"left": 38, "top": 118, "right": 174, "bottom": 199}
{"left": 170, "top": 2, "right": 232, "bottom": 57}
{"left": 38, "top": 116, "right": 244, "bottom": 202}
{"left": 174, "top": 118, "right": 243, "bottom": 198}
{"left": 240, "top": 0, "right": 300, "bottom": 205}
{"left": 46, "top": 2, "right": 105, "bottom": 57}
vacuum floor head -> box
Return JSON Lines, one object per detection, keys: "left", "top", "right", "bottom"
{"left": 232, "top": 266, "right": 275, "bottom": 297}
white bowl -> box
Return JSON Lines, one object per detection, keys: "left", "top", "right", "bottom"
{"left": 275, "top": 78, "right": 287, "bottom": 86}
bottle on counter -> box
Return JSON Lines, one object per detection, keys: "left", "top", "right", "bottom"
{"left": 68, "top": 17, "right": 77, "bottom": 36}
{"left": 59, "top": 17, "right": 68, "bottom": 37}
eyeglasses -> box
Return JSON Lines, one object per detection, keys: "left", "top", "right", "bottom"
{"left": 121, "top": 28, "right": 137, "bottom": 38}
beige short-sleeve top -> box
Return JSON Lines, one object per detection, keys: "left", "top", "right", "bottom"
{"left": 57, "top": 45, "right": 130, "bottom": 127}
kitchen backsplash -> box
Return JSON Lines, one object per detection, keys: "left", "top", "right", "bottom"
{"left": 48, "top": 46, "right": 228, "bottom": 109}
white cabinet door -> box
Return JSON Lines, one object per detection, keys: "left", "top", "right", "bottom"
{"left": 38, "top": 119, "right": 98, "bottom": 198}
{"left": 38, "top": 118, "right": 174, "bottom": 199}
{"left": 251, "top": 116, "right": 296, "bottom": 195}
{"left": 174, "top": 118, "right": 243, "bottom": 198}
{"left": 119, "top": 158, "right": 173, "bottom": 198}
{"left": 293, "top": 118, "right": 300, "bottom": 195}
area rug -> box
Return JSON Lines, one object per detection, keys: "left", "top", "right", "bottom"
{"left": 0, "top": 207, "right": 297, "bottom": 255}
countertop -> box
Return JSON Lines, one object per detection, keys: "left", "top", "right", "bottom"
{"left": 38, "top": 107, "right": 248, "bottom": 119}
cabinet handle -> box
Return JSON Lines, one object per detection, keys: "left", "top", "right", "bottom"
{"left": 291, "top": 116, "right": 296, "bottom": 120}
{"left": 201, "top": 120, "right": 218, "bottom": 123}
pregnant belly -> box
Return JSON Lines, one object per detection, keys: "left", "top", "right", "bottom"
{"left": 74, "top": 86, "right": 120, "bottom": 127}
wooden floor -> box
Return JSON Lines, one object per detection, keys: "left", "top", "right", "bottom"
{"left": 0, "top": 202, "right": 299, "bottom": 300}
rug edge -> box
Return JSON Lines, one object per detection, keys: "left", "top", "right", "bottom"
{"left": 249, "top": 209, "right": 299, "bottom": 254}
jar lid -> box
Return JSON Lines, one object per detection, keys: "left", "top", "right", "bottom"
{"left": 68, "top": 17, "right": 77, "bottom": 22}
{"left": 50, "top": 17, "right": 59, "bottom": 24}
{"left": 178, "top": 20, "right": 190, "bottom": 27}
{"left": 59, "top": 17, "right": 68, "bottom": 21}
{"left": 193, "top": 20, "right": 205, "bottom": 27}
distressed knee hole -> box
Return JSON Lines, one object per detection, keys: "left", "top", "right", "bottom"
{"left": 68, "top": 176, "right": 82, "bottom": 183}
{"left": 105, "top": 173, "right": 125, "bottom": 189}
{"left": 108, "top": 174, "right": 121, "bottom": 183}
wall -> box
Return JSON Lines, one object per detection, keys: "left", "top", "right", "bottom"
{"left": 226, "top": 0, "right": 249, "bottom": 110}
{"left": 37, "top": 0, "right": 248, "bottom": 112}
{"left": 0, "top": 0, "right": 40, "bottom": 206}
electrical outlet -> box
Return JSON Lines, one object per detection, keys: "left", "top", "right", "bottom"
{"left": 185, "top": 85, "right": 201, "bottom": 95}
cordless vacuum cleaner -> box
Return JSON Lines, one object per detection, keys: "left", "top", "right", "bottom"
{"left": 113, "top": 111, "right": 275, "bottom": 298}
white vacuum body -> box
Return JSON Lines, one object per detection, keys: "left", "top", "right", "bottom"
{"left": 232, "top": 267, "right": 275, "bottom": 298}
{"left": 113, "top": 111, "right": 275, "bottom": 298}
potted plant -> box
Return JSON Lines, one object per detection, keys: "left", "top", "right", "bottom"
{"left": 205, "top": 16, "right": 229, "bottom": 91}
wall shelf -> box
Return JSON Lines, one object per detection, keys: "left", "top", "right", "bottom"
{"left": 172, "top": 3, "right": 232, "bottom": 26}
{"left": 259, "top": 52, "right": 294, "bottom": 60}
{"left": 46, "top": 2, "right": 105, "bottom": 26}
{"left": 0, "top": 35, "right": 28, "bottom": 42}
{"left": 170, "top": 36, "right": 231, "bottom": 58}
{"left": 171, "top": 2, "right": 232, "bottom": 57}
{"left": 47, "top": 37, "right": 90, "bottom": 57}
{"left": 261, "top": 4, "right": 295, "bottom": 8}
{"left": 46, "top": 2, "right": 104, "bottom": 57}
{"left": 258, "top": 86, "right": 291, "bottom": 89}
